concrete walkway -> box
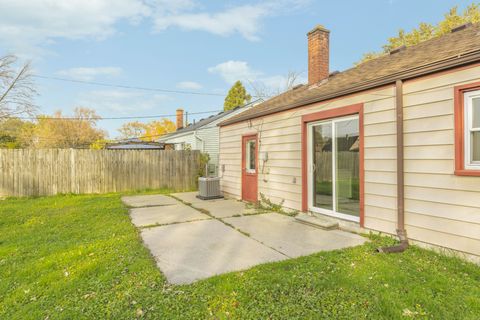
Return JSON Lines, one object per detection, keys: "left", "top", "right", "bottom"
{"left": 122, "top": 192, "right": 367, "bottom": 285}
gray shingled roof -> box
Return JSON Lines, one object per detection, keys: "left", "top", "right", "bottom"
{"left": 160, "top": 100, "right": 260, "bottom": 139}
{"left": 220, "top": 23, "right": 480, "bottom": 126}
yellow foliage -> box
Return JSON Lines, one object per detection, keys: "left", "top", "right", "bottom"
{"left": 358, "top": 4, "right": 480, "bottom": 65}
{"left": 33, "top": 107, "right": 106, "bottom": 148}
{"left": 143, "top": 119, "right": 176, "bottom": 141}
{"left": 117, "top": 118, "right": 176, "bottom": 141}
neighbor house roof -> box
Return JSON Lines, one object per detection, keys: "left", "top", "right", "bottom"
{"left": 159, "top": 99, "right": 261, "bottom": 140}
{"left": 220, "top": 23, "right": 480, "bottom": 126}
{"left": 106, "top": 138, "right": 167, "bottom": 150}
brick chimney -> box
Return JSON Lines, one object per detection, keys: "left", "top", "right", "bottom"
{"left": 307, "top": 25, "right": 330, "bottom": 85}
{"left": 176, "top": 108, "right": 184, "bottom": 130}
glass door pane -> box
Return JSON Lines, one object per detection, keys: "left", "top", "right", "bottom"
{"left": 312, "top": 123, "right": 333, "bottom": 210}
{"left": 335, "top": 118, "right": 360, "bottom": 217}
{"left": 246, "top": 140, "right": 256, "bottom": 173}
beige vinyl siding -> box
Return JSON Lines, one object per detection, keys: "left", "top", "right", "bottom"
{"left": 402, "top": 65, "right": 480, "bottom": 256}
{"left": 220, "top": 86, "right": 398, "bottom": 230}
{"left": 220, "top": 64, "right": 480, "bottom": 257}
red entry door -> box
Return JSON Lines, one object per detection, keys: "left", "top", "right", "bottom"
{"left": 242, "top": 134, "right": 258, "bottom": 202}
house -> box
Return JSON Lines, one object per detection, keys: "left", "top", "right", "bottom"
{"left": 106, "top": 138, "right": 173, "bottom": 150}
{"left": 158, "top": 101, "right": 260, "bottom": 174}
{"left": 218, "top": 23, "right": 480, "bottom": 261}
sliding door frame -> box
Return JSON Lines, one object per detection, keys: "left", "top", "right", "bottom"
{"left": 301, "top": 103, "right": 365, "bottom": 226}
{"left": 307, "top": 115, "right": 360, "bottom": 222}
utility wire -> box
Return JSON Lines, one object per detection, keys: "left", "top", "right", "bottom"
{"left": 4, "top": 109, "right": 223, "bottom": 121}
{"left": 32, "top": 75, "right": 226, "bottom": 97}
{"left": 32, "top": 74, "right": 268, "bottom": 98}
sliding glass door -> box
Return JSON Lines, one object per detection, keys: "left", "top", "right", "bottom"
{"left": 307, "top": 115, "right": 360, "bottom": 221}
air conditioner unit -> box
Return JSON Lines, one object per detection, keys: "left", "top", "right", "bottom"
{"left": 197, "top": 177, "right": 224, "bottom": 200}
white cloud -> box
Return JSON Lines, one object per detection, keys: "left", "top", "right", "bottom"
{"left": 209, "top": 60, "right": 306, "bottom": 95}
{"left": 150, "top": 0, "right": 310, "bottom": 41}
{"left": 0, "top": 1, "right": 311, "bottom": 56}
{"left": 0, "top": 0, "right": 150, "bottom": 56}
{"left": 152, "top": 4, "right": 269, "bottom": 41}
{"left": 249, "top": 74, "right": 306, "bottom": 96}
{"left": 57, "top": 67, "right": 123, "bottom": 81}
{"left": 176, "top": 81, "right": 202, "bottom": 90}
{"left": 77, "top": 89, "right": 171, "bottom": 114}
{"left": 208, "top": 60, "right": 261, "bottom": 84}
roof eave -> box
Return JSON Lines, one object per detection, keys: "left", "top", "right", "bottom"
{"left": 219, "top": 50, "right": 480, "bottom": 126}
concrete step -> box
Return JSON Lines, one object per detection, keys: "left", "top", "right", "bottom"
{"left": 295, "top": 213, "right": 339, "bottom": 230}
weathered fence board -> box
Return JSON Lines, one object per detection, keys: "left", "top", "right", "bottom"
{"left": 0, "top": 149, "right": 200, "bottom": 197}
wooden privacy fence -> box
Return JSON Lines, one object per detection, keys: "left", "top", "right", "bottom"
{"left": 0, "top": 149, "right": 201, "bottom": 197}
{"left": 314, "top": 151, "right": 359, "bottom": 181}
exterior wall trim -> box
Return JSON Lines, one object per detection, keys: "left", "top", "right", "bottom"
{"left": 301, "top": 103, "right": 365, "bottom": 226}
{"left": 454, "top": 81, "right": 480, "bottom": 176}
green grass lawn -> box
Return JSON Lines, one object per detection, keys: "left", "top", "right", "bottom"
{"left": 1, "top": 193, "right": 479, "bottom": 319}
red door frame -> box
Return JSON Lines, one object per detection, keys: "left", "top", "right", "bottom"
{"left": 242, "top": 133, "right": 259, "bottom": 202}
{"left": 301, "top": 103, "right": 365, "bottom": 227}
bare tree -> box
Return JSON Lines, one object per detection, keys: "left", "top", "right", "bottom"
{"left": 248, "top": 70, "right": 303, "bottom": 99}
{"left": 0, "top": 55, "right": 37, "bottom": 118}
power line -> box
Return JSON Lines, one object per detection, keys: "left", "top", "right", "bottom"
{"left": 3, "top": 109, "right": 223, "bottom": 121}
{"left": 33, "top": 74, "right": 251, "bottom": 97}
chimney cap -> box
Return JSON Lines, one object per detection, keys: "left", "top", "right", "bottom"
{"left": 307, "top": 24, "right": 330, "bottom": 35}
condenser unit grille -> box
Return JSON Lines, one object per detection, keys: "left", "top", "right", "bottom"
{"left": 197, "top": 177, "right": 224, "bottom": 200}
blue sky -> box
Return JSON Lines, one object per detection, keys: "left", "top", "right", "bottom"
{"left": 0, "top": 0, "right": 475, "bottom": 137}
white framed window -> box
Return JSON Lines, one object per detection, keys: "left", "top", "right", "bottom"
{"left": 464, "top": 90, "right": 480, "bottom": 170}
{"left": 245, "top": 140, "right": 256, "bottom": 173}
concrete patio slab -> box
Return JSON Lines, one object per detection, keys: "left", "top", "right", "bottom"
{"left": 193, "top": 199, "right": 252, "bottom": 218}
{"left": 172, "top": 192, "right": 260, "bottom": 218}
{"left": 122, "top": 194, "right": 178, "bottom": 207}
{"left": 130, "top": 204, "right": 209, "bottom": 227}
{"left": 141, "top": 219, "right": 286, "bottom": 284}
{"left": 223, "top": 213, "right": 367, "bottom": 258}
{"left": 171, "top": 191, "right": 224, "bottom": 204}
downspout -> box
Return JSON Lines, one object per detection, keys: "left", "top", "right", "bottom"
{"left": 377, "top": 79, "right": 409, "bottom": 253}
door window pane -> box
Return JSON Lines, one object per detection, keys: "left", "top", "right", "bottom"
{"left": 312, "top": 123, "right": 333, "bottom": 210}
{"left": 246, "top": 140, "right": 256, "bottom": 173}
{"left": 335, "top": 119, "right": 360, "bottom": 217}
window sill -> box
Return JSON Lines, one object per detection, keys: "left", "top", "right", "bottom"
{"left": 454, "top": 169, "right": 480, "bottom": 176}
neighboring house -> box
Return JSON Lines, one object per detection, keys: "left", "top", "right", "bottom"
{"left": 158, "top": 101, "right": 260, "bottom": 175}
{"left": 106, "top": 139, "right": 172, "bottom": 150}
{"left": 218, "top": 23, "right": 480, "bottom": 260}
